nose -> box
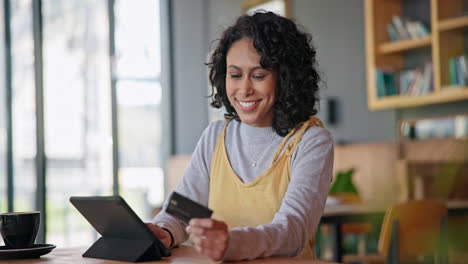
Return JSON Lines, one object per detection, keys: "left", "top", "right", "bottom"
{"left": 238, "top": 77, "right": 254, "bottom": 97}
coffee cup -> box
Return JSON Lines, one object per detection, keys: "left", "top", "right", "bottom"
{"left": 0, "top": 211, "right": 40, "bottom": 249}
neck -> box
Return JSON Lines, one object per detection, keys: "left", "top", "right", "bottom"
{"left": 239, "top": 121, "right": 276, "bottom": 145}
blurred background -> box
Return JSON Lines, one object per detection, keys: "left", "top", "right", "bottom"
{"left": 0, "top": 0, "right": 467, "bottom": 263}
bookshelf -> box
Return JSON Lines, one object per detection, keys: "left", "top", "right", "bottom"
{"left": 439, "top": 16, "right": 468, "bottom": 31}
{"left": 365, "top": 0, "right": 468, "bottom": 111}
{"left": 378, "top": 35, "right": 432, "bottom": 54}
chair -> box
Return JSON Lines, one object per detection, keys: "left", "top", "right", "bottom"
{"left": 344, "top": 200, "right": 448, "bottom": 264}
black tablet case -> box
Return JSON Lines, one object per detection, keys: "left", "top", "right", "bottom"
{"left": 70, "top": 196, "right": 169, "bottom": 262}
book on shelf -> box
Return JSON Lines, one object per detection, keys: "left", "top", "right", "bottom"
{"left": 388, "top": 15, "right": 430, "bottom": 42}
{"left": 458, "top": 56, "right": 468, "bottom": 85}
{"left": 456, "top": 56, "right": 466, "bottom": 86}
{"left": 407, "top": 69, "right": 422, "bottom": 95}
{"left": 448, "top": 55, "right": 468, "bottom": 87}
{"left": 449, "top": 57, "right": 457, "bottom": 85}
{"left": 421, "top": 63, "right": 433, "bottom": 95}
{"left": 403, "top": 63, "right": 433, "bottom": 96}
{"left": 376, "top": 70, "right": 397, "bottom": 97}
{"left": 376, "top": 63, "right": 433, "bottom": 98}
{"left": 392, "top": 15, "right": 410, "bottom": 40}
{"left": 387, "top": 24, "right": 399, "bottom": 42}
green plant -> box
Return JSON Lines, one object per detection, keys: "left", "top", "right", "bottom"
{"left": 329, "top": 168, "right": 359, "bottom": 195}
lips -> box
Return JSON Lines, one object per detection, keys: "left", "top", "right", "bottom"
{"left": 237, "top": 99, "right": 261, "bottom": 111}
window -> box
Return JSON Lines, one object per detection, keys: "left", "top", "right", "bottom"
{"left": 42, "top": 0, "right": 112, "bottom": 247}
{"left": 1, "top": 0, "right": 168, "bottom": 246}
{"left": 10, "top": 0, "right": 37, "bottom": 213}
{"left": 114, "top": 0, "right": 164, "bottom": 220}
{"left": 0, "top": 0, "right": 7, "bottom": 218}
{"left": 242, "top": 0, "right": 290, "bottom": 17}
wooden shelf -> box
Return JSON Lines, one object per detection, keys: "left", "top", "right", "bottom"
{"left": 369, "top": 87, "right": 468, "bottom": 110}
{"left": 378, "top": 36, "right": 432, "bottom": 55}
{"left": 439, "top": 16, "right": 468, "bottom": 31}
{"left": 366, "top": 0, "right": 468, "bottom": 111}
{"left": 440, "top": 85, "right": 468, "bottom": 91}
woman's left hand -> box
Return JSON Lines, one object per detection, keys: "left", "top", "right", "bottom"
{"left": 186, "top": 218, "right": 229, "bottom": 261}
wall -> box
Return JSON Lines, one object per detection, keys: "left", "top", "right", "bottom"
{"left": 294, "top": 0, "right": 397, "bottom": 144}
{"left": 171, "top": 0, "right": 210, "bottom": 154}
{"left": 170, "top": 0, "right": 468, "bottom": 153}
{"left": 205, "top": 0, "right": 398, "bottom": 145}
{"left": 399, "top": 101, "right": 468, "bottom": 120}
{"left": 207, "top": 0, "right": 242, "bottom": 45}
{"left": 170, "top": 0, "right": 243, "bottom": 155}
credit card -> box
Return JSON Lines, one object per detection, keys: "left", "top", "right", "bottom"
{"left": 166, "top": 191, "right": 213, "bottom": 224}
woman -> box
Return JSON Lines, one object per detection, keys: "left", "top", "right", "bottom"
{"left": 147, "top": 11, "right": 333, "bottom": 261}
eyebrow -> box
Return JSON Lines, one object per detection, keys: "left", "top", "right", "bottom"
{"left": 227, "top": 65, "right": 264, "bottom": 71}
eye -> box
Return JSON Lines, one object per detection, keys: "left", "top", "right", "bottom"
{"left": 230, "top": 73, "right": 242, "bottom": 79}
{"left": 252, "top": 74, "right": 265, "bottom": 80}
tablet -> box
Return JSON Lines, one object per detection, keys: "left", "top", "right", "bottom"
{"left": 70, "top": 196, "right": 170, "bottom": 258}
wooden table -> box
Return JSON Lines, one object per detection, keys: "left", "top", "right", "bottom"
{"left": 0, "top": 246, "right": 339, "bottom": 264}
{"left": 320, "top": 200, "right": 468, "bottom": 263}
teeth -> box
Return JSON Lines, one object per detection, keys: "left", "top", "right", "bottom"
{"left": 239, "top": 101, "right": 257, "bottom": 108}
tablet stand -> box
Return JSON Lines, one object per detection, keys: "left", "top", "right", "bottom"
{"left": 83, "top": 236, "right": 162, "bottom": 262}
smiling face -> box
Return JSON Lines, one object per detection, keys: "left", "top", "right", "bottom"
{"left": 225, "top": 38, "right": 277, "bottom": 127}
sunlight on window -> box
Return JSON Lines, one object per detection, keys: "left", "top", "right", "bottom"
{"left": 11, "top": 0, "right": 37, "bottom": 214}
{"left": 0, "top": 0, "right": 6, "bottom": 219}
{"left": 246, "top": 0, "right": 286, "bottom": 17}
{"left": 115, "top": 0, "right": 164, "bottom": 221}
{"left": 115, "top": 0, "right": 161, "bottom": 78}
{"left": 42, "top": 0, "right": 112, "bottom": 247}
{"left": 2, "top": 0, "right": 165, "bottom": 247}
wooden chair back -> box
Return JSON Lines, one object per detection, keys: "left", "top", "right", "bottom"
{"left": 378, "top": 200, "right": 448, "bottom": 262}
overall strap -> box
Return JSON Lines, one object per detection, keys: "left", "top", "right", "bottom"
{"left": 284, "top": 116, "right": 324, "bottom": 157}
{"left": 271, "top": 126, "right": 299, "bottom": 163}
{"left": 221, "top": 117, "right": 234, "bottom": 137}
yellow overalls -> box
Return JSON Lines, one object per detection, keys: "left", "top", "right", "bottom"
{"left": 208, "top": 116, "right": 324, "bottom": 259}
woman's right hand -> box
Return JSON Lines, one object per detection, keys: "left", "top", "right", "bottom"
{"left": 146, "top": 223, "right": 172, "bottom": 249}
{"left": 186, "top": 218, "right": 229, "bottom": 261}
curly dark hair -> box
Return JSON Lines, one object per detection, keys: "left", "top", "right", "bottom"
{"left": 207, "top": 11, "right": 321, "bottom": 136}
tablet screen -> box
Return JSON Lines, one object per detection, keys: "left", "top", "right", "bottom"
{"left": 70, "top": 196, "right": 155, "bottom": 241}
